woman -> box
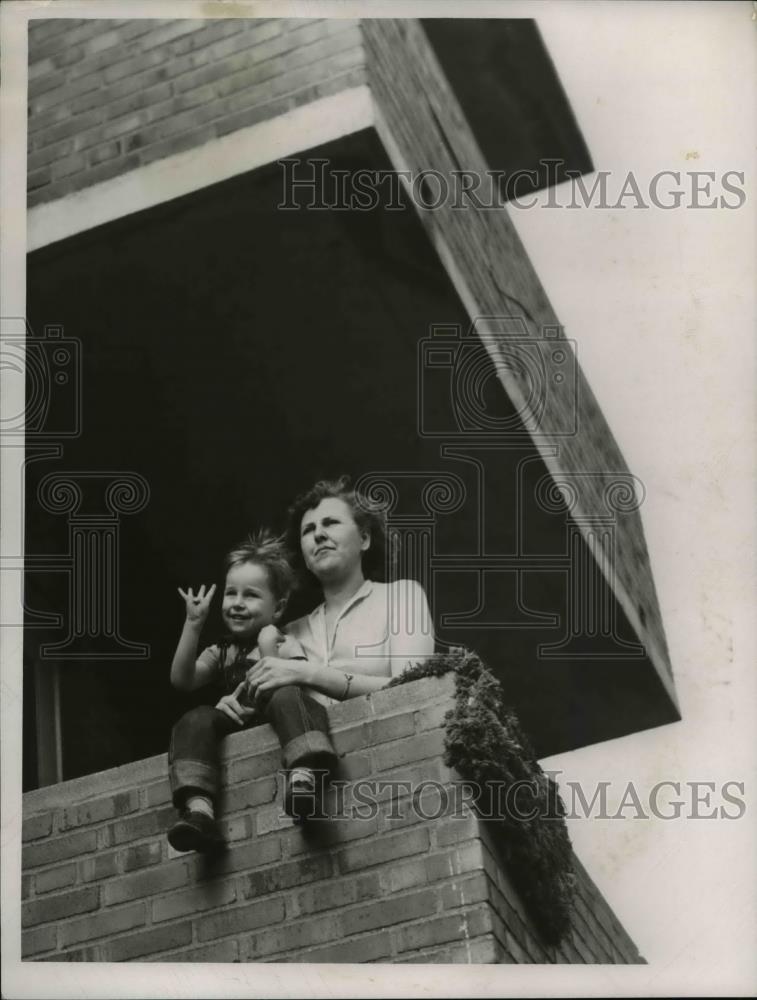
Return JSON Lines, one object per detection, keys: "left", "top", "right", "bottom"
{"left": 245, "top": 475, "right": 435, "bottom": 816}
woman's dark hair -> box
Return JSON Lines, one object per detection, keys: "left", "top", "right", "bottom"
{"left": 224, "top": 528, "right": 294, "bottom": 604}
{"left": 285, "top": 475, "right": 391, "bottom": 587}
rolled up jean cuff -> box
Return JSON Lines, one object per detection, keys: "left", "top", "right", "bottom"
{"left": 281, "top": 730, "right": 335, "bottom": 770}
{"left": 169, "top": 759, "right": 220, "bottom": 806}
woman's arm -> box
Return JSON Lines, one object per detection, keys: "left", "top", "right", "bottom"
{"left": 247, "top": 579, "right": 435, "bottom": 701}
{"left": 245, "top": 657, "right": 390, "bottom": 703}
{"left": 304, "top": 664, "right": 390, "bottom": 700}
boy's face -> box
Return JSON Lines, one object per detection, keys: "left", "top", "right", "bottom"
{"left": 222, "top": 562, "right": 282, "bottom": 641}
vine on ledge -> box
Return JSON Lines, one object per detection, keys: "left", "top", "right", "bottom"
{"left": 388, "top": 648, "right": 576, "bottom": 945}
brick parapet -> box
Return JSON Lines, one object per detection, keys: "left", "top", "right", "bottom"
{"left": 22, "top": 676, "right": 644, "bottom": 964}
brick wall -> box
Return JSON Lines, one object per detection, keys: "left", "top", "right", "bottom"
{"left": 27, "top": 17, "right": 366, "bottom": 207}
{"left": 22, "top": 676, "right": 644, "bottom": 964}
{"left": 362, "top": 19, "right": 673, "bottom": 687}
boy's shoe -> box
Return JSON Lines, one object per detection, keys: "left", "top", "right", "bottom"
{"left": 284, "top": 767, "right": 322, "bottom": 823}
{"left": 167, "top": 810, "right": 226, "bottom": 854}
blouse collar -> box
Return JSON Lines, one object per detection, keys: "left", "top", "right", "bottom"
{"left": 310, "top": 578, "right": 374, "bottom": 625}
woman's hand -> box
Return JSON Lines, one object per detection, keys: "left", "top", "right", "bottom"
{"left": 245, "top": 657, "right": 312, "bottom": 705}
{"left": 178, "top": 584, "right": 216, "bottom": 627}
{"left": 215, "top": 681, "right": 256, "bottom": 726}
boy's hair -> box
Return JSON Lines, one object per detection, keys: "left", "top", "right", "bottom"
{"left": 285, "top": 475, "right": 391, "bottom": 586}
{"left": 224, "top": 529, "right": 294, "bottom": 603}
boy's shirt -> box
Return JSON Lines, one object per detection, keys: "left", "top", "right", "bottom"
{"left": 197, "top": 633, "right": 307, "bottom": 696}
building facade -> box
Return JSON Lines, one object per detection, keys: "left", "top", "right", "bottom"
{"left": 20, "top": 15, "right": 677, "bottom": 964}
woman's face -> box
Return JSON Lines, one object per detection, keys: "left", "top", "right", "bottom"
{"left": 300, "top": 496, "right": 370, "bottom": 582}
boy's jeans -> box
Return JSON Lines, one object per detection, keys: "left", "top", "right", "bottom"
{"left": 168, "top": 684, "right": 335, "bottom": 808}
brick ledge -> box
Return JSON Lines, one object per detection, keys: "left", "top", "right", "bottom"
{"left": 23, "top": 674, "right": 456, "bottom": 813}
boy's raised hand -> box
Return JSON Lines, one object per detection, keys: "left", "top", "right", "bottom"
{"left": 177, "top": 583, "right": 217, "bottom": 626}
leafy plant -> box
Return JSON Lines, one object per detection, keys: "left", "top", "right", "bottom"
{"left": 388, "top": 648, "right": 575, "bottom": 944}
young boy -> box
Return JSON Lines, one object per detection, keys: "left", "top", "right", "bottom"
{"left": 166, "top": 531, "right": 332, "bottom": 854}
